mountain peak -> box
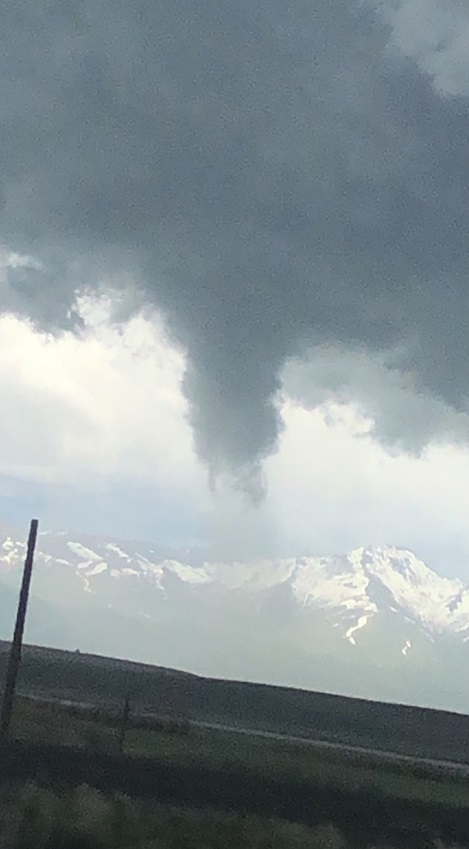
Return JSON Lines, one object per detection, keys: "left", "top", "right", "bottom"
{"left": 1, "top": 526, "right": 469, "bottom": 713}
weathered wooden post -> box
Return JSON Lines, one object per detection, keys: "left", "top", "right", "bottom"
{"left": 0, "top": 519, "right": 39, "bottom": 741}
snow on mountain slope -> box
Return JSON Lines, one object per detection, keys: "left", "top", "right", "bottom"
{"left": 1, "top": 525, "right": 469, "bottom": 645}
{"left": 360, "top": 546, "right": 466, "bottom": 633}
{"left": 5, "top": 525, "right": 469, "bottom": 711}
{"left": 292, "top": 552, "right": 374, "bottom": 612}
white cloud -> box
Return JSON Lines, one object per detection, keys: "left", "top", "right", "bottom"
{"left": 267, "top": 398, "right": 469, "bottom": 577}
{"left": 0, "top": 298, "right": 205, "bottom": 495}
{"left": 2, "top": 299, "right": 469, "bottom": 578}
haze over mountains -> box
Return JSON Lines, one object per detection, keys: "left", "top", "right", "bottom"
{"left": 1, "top": 522, "right": 469, "bottom": 714}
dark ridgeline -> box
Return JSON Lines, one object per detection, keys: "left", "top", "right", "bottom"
{"left": 0, "top": 519, "right": 39, "bottom": 740}
{"left": 3, "top": 639, "right": 469, "bottom": 764}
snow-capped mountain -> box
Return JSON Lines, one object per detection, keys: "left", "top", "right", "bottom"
{"left": 1, "top": 523, "right": 469, "bottom": 712}
{"left": 1, "top": 528, "right": 468, "bottom": 639}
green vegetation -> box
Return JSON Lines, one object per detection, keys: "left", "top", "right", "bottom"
{"left": 10, "top": 693, "right": 189, "bottom": 752}
{"left": 8, "top": 692, "right": 469, "bottom": 811}
{"left": 0, "top": 780, "right": 348, "bottom": 849}
{"left": 1, "top": 690, "right": 469, "bottom": 847}
{"left": 2, "top": 644, "right": 469, "bottom": 847}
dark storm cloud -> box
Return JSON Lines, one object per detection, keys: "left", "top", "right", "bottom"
{"left": 1, "top": 0, "right": 469, "bottom": 474}
{"left": 283, "top": 345, "right": 469, "bottom": 454}
{"left": 0, "top": 257, "right": 84, "bottom": 331}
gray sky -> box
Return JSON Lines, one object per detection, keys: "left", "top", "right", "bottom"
{"left": 1, "top": 0, "right": 469, "bottom": 573}
{"left": 1, "top": 301, "right": 469, "bottom": 579}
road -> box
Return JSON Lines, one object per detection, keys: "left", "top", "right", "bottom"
{"left": 19, "top": 688, "right": 469, "bottom": 780}
{"left": 191, "top": 718, "right": 469, "bottom": 779}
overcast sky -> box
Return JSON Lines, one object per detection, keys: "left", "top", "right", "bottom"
{"left": 1, "top": 0, "right": 469, "bottom": 576}
{"left": 1, "top": 291, "right": 469, "bottom": 579}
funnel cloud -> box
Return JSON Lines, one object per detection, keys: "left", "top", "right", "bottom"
{"left": 1, "top": 0, "right": 469, "bottom": 477}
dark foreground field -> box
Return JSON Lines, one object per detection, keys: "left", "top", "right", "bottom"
{"left": 0, "top": 780, "right": 388, "bottom": 849}
{"left": 1, "top": 643, "right": 469, "bottom": 847}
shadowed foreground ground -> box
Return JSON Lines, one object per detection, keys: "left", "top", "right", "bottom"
{"left": 2, "top": 647, "right": 469, "bottom": 847}
{"left": 0, "top": 737, "right": 467, "bottom": 849}
{"left": 0, "top": 780, "right": 354, "bottom": 849}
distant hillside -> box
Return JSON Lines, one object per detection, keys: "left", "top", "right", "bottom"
{"left": 2, "top": 641, "right": 469, "bottom": 765}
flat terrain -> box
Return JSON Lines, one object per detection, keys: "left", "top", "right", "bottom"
{"left": 2, "top": 642, "right": 469, "bottom": 846}
{"left": 8, "top": 692, "right": 469, "bottom": 808}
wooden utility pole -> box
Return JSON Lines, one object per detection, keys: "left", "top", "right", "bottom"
{"left": 0, "top": 519, "right": 39, "bottom": 741}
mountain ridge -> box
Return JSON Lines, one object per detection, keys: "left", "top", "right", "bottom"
{"left": 1, "top": 525, "right": 469, "bottom": 713}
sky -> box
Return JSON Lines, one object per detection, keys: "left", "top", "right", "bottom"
{"left": 1, "top": 290, "right": 469, "bottom": 579}
{"left": 1, "top": 0, "right": 469, "bottom": 577}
